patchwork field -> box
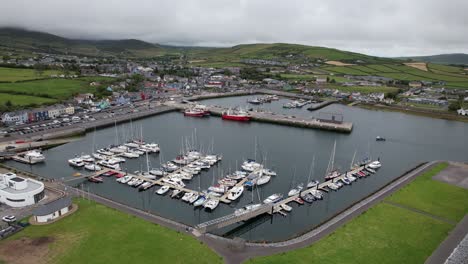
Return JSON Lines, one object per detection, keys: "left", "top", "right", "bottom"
{"left": 0, "top": 67, "right": 65, "bottom": 82}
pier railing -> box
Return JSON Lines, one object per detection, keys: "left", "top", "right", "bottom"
{"left": 196, "top": 204, "right": 274, "bottom": 234}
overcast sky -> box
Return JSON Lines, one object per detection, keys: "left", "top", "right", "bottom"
{"left": 1, "top": 0, "right": 467, "bottom": 57}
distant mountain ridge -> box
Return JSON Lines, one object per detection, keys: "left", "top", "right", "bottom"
{"left": 398, "top": 53, "right": 468, "bottom": 65}
{"left": 0, "top": 27, "right": 393, "bottom": 64}
{"left": 0, "top": 27, "right": 166, "bottom": 57}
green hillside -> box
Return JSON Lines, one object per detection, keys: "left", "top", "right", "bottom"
{"left": 186, "top": 43, "right": 393, "bottom": 66}
{"left": 0, "top": 28, "right": 171, "bottom": 58}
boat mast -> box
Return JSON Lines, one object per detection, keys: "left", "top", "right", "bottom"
{"left": 350, "top": 150, "right": 356, "bottom": 170}
{"left": 307, "top": 155, "right": 315, "bottom": 184}
{"left": 327, "top": 140, "right": 336, "bottom": 174}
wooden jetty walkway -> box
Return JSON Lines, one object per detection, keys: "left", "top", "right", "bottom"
{"left": 169, "top": 103, "right": 353, "bottom": 133}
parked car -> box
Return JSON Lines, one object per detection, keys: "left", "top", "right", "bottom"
{"left": 2, "top": 215, "right": 16, "bottom": 223}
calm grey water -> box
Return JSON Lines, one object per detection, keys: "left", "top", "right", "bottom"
{"left": 7, "top": 95, "right": 468, "bottom": 242}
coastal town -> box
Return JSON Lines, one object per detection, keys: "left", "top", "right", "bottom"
{"left": 0, "top": 2, "right": 467, "bottom": 264}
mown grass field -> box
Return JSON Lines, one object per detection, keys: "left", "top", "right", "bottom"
{"left": 0, "top": 92, "right": 57, "bottom": 106}
{"left": 251, "top": 162, "right": 468, "bottom": 264}
{"left": 0, "top": 79, "right": 95, "bottom": 101}
{"left": 0, "top": 199, "right": 221, "bottom": 264}
{"left": 0, "top": 67, "right": 65, "bottom": 82}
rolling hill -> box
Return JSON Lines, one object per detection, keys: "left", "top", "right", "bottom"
{"left": 398, "top": 53, "right": 468, "bottom": 65}
{"left": 0, "top": 28, "right": 392, "bottom": 64}
{"left": 0, "top": 27, "right": 169, "bottom": 57}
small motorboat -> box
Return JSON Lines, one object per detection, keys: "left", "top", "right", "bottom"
{"left": 376, "top": 136, "right": 386, "bottom": 141}
{"left": 294, "top": 197, "right": 305, "bottom": 205}
{"left": 156, "top": 185, "right": 170, "bottom": 195}
{"left": 182, "top": 192, "right": 194, "bottom": 202}
{"left": 193, "top": 196, "right": 206, "bottom": 207}
{"left": 280, "top": 204, "right": 293, "bottom": 212}
{"left": 88, "top": 176, "right": 103, "bottom": 183}
{"left": 341, "top": 178, "right": 352, "bottom": 185}
{"left": 68, "top": 158, "right": 85, "bottom": 167}
{"left": 119, "top": 175, "right": 132, "bottom": 184}
{"left": 262, "top": 169, "right": 277, "bottom": 176}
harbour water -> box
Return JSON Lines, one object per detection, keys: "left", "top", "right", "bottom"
{"left": 7, "top": 95, "right": 468, "bottom": 242}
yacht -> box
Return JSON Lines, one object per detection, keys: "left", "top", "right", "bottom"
{"left": 227, "top": 171, "right": 247, "bottom": 180}
{"left": 288, "top": 183, "right": 304, "bottom": 197}
{"left": 84, "top": 164, "right": 102, "bottom": 171}
{"left": 138, "top": 181, "right": 153, "bottom": 191}
{"left": 328, "top": 182, "right": 339, "bottom": 191}
{"left": 368, "top": 161, "right": 382, "bottom": 169}
{"left": 119, "top": 175, "right": 133, "bottom": 184}
{"left": 97, "top": 148, "right": 114, "bottom": 156}
{"left": 263, "top": 193, "right": 284, "bottom": 204}
{"left": 307, "top": 180, "right": 320, "bottom": 189}
{"left": 204, "top": 199, "right": 220, "bottom": 210}
{"left": 149, "top": 169, "right": 165, "bottom": 177}
{"left": 182, "top": 192, "right": 194, "bottom": 202}
{"left": 80, "top": 155, "right": 95, "bottom": 163}
{"left": 188, "top": 194, "right": 199, "bottom": 204}
{"left": 97, "top": 160, "right": 120, "bottom": 170}
{"left": 227, "top": 186, "right": 244, "bottom": 201}
{"left": 162, "top": 177, "right": 185, "bottom": 188}
{"left": 92, "top": 153, "right": 108, "bottom": 160}
{"left": 365, "top": 167, "right": 377, "bottom": 174}
{"left": 122, "top": 152, "right": 139, "bottom": 158}
{"left": 193, "top": 196, "right": 206, "bottom": 207}
{"left": 68, "top": 158, "right": 85, "bottom": 167}
{"left": 262, "top": 169, "right": 277, "bottom": 176}
{"left": 162, "top": 162, "right": 179, "bottom": 172}
{"left": 156, "top": 185, "right": 170, "bottom": 195}
{"left": 21, "top": 150, "right": 45, "bottom": 164}
{"left": 256, "top": 175, "right": 271, "bottom": 186}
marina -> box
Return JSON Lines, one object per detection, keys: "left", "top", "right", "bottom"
{"left": 4, "top": 99, "right": 468, "bottom": 242}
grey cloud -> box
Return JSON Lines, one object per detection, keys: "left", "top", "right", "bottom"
{"left": 1, "top": 0, "right": 467, "bottom": 56}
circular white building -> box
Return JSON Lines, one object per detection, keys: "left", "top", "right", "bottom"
{"left": 0, "top": 172, "right": 45, "bottom": 207}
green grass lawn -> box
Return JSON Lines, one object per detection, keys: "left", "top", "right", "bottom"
{"left": 251, "top": 162, "right": 468, "bottom": 264}
{"left": 387, "top": 163, "right": 468, "bottom": 222}
{"left": 0, "top": 92, "right": 57, "bottom": 106}
{"left": 0, "top": 199, "right": 221, "bottom": 264}
{"left": 0, "top": 78, "right": 95, "bottom": 100}
{"left": 0, "top": 67, "right": 65, "bottom": 82}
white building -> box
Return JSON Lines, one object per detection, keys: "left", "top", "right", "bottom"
{"left": 33, "top": 197, "right": 72, "bottom": 223}
{"left": 0, "top": 172, "right": 45, "bottom": 207}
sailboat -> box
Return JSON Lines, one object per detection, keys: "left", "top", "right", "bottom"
{"left": 85, "top": 128, "right": 102, "bottom": 171}
{"left": 306, "top": 155, "right": 319, "bottom": 188}
{"left": 325, "top": 140, "right": 340, "bottom": 180}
